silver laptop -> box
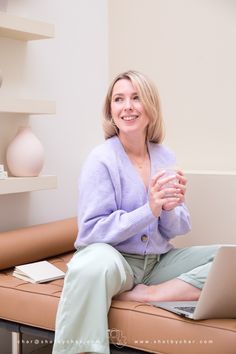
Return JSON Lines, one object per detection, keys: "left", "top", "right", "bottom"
{"left": 149, "top": 246, "right": 236, "bottom": 320}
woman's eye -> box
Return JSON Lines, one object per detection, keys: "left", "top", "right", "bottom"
{"left": 133, "top": 95, "right": 140, "bottom": 101}
{"left": 114, "top": 97, "right": 123, "bottom": 102}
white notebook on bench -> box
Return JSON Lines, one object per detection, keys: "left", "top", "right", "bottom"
{"left": 13, "top": 260, "right": 65, "bottom": 283}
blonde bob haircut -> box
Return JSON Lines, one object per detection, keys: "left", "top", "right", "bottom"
{"left": 103, "top": 70, "right": 165, "bottom": 143}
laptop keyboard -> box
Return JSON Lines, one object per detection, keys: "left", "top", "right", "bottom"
{"left": 174, "top": 306, "right": 195, "bottom": 314}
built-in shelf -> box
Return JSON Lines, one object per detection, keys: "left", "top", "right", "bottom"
{"left": 185, "top": 170, "right": 236, "bottom": 176}
{"left": 0, "top": 11, "right": 55, "bottom": 40}
{"left": 0, "top": 98, "right": 56, "bottom": 114}
{"left": 0, "top": 12, "right": 56, "bottom": 196}
{"left": 0, "top": 175, "right": 57, "bottom": 195}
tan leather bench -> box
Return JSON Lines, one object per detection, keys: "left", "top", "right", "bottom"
{"left": 0, "top": 218, "right": 235, "bottom": 354}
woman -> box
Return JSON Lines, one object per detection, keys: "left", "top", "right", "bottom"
{"left": 52, "top": 71, "right": 218, "bottom": 354}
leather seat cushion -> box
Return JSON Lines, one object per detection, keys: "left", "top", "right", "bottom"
{"left": 0, "top": 252, "right": 236, "bottom": 354}
{"left": 0, "top": 218, "right": 77, "bottom": 270}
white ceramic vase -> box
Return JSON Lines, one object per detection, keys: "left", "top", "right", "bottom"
{"left": 6, "top": 127, "right": 45, "bottom": 177}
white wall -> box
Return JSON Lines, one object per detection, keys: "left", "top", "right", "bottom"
{"left": 108, "top": 0, "right": 236, "bottom": 245}
{"left": 1, "top": 0, "right": 235, "bottom": 243}
{"left": 172, "top": 172, "right": 236, "bottom": 247}
{"left": 109, "top": 0, "right": 236, "bottom": 171}
{"left": 0, "top": 0, "right": 108, "bottom": 231}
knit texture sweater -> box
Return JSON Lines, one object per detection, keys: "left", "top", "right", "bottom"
{"left": 75, "top": 136, "right": 191, "bottom": 255}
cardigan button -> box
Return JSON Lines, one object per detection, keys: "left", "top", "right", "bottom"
{"left": 141, "top": 235, "right": 148, "bottom": 242}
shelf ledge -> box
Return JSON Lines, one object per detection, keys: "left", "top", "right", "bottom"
{"left": 185, "top": 170, "right": 236, "bottom": 176}
{"left": 0, "top": 11, "right": 55, "bottom": 40}
{"left": 0, "top": 98, "right": 56, "bottom": 114}
{"left": 0, "top": 175, "right": 57, "bottom": 195}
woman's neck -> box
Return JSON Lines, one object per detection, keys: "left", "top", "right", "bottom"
{"left": 119, "top": 133, "right": 148, "bottom": 158}
{"left": 118, "top": 133, "right": 150, "bottom": 184}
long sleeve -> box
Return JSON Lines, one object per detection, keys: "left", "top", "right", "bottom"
{"left": 76, "top": 152, "right": 157, "bottom": 246}
{"left": 158, "top": 205, "right": 191, "bottom": 239}
{"left": 75, "top": 136, "right": 191, "bottom": 255}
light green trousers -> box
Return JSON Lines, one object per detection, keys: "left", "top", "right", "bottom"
{"left": 52, "top": 243, "right": 219, "bottom": 354}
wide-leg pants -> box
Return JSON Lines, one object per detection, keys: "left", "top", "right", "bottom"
{"left": 52, "top": 243, "right": 219, "bottom": 354}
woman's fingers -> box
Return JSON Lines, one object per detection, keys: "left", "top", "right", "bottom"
{"left": 162, "top": 199, "right": 181, "bottom": 211}
{"left": 174, "top": 181, "right": 186, "bottom": 196}
{"left": 158, "top": 187, "right": 181, "bottom": 199}
{"left": 149, "top": 169, "right": 187, "bottom": 216}
{"left": 174, "top": 173, "right": 187, "bottom": 196}
{"left": 151, "top": 186, "right": 181, "bottom": 207}
{"left": 151, "top": 173, "right": 178, "bottom": 191}
{"left": 150, "top": 170, "right": 166, "bottom": 189}
{"left": 176, "top": 170, "right": 187, "bottom": 185}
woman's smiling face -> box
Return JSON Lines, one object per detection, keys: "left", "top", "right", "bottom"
{"left": 110, "top": 79, "right": 150, "bottom": 138}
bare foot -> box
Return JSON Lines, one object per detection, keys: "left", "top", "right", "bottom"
{"left": 114, "top": 279, "right": 201, "bottom": 303}
{"left": 114, "top": 284, "right": 149, "bottom": 302}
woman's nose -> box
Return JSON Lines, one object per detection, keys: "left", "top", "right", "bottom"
{"left": 124, "top": 98, "right": 133, "bottom": 110}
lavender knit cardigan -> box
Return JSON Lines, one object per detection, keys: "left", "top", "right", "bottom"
{"left": 75, "top": 136, "right": 191, "bottom": 255}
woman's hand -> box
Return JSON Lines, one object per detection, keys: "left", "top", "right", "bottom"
{"left": 162, "top": 170, "right": 187, "bottom": 211}
{"left": 149, "top": 170, "right": 186, "bottom": 217}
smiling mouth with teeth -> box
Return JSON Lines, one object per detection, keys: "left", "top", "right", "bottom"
{"left": 121, "top": 115, "right": 139, "bottom": 121}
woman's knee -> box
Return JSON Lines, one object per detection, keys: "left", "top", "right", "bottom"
{"left": 199, "top": 244, "right": 221, "bottom": 261}
{"left": 68, "top": 243, "right": 124, "bottom": 280}
{"left": 184, "top": 244, "right": 221, "bottom": 263}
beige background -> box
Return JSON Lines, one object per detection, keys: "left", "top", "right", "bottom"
{"left": 172, "top": 172, "right": 236, "bottom": 247}
{"left": 109, "top": 0, "right": 236, "bottom": 171}
{"left": 0, "top": 0, "right": 108, "bottom": 231}
{"left": 108, "top": 0, "right": 236, "bottom": 245}
{"left": 0, "top": 0, "right": 235, "bottom": 246}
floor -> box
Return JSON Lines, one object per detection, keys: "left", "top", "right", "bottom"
{"left": 0, "top": 328, "right": 53, "bottom": 354}
{"left": 0, "top": 328, "right": 146, "bottom": 354}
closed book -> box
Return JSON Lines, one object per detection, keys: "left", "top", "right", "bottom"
{"left": 13, "top": 260, "right": 65, "bottom": 283}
